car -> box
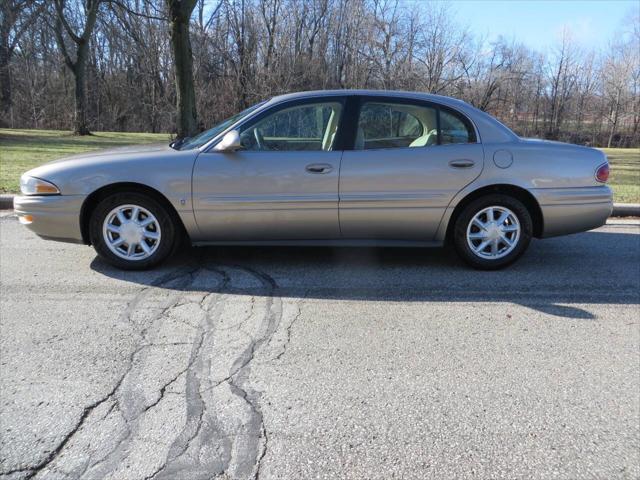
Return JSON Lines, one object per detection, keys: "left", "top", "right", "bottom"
{"left": 14, "top": 90, "right": 613, "bottom": 270}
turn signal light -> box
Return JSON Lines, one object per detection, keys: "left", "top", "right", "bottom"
{"left": 35, "top": 184, "right": 59, "bottom": 194}
{"left": 18, "top": 214, "right": 33, "bottom": 224}
{"left": 595, "top": 163, "right": 609, "bottom": 183}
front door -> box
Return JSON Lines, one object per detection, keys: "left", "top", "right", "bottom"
{"left": 192, "top": 99, "right": 345, "bottom": 240}
{"left": 339, "top": 97, "right": 484, "bottom": 240}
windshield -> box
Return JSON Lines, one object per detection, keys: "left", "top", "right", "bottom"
{"left": 178, "top": 101, "right": 267, "bottom": 150}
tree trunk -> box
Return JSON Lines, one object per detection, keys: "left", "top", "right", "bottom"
{"left": 167, "top": 0, "right": 198, "bottom": 138}
{"left": 607, "top": 89, "right": 621, "bottom": 148}
{"left": 73, "top": 43, "right": 90, "bottom": 135}
{"left": 0, "top": 6, "right": 12, "bottom": 125}
{"left": 0, "top": 41, "right": 10, "bottom": 125}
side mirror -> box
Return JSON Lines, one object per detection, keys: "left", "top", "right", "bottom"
{"left": 170, "top": 136, "right": 189, "bottom": 149}
{"left": 214, "top": 130, "right": 242, "bottom": 152}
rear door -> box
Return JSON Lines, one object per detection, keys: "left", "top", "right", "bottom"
{"left": 193, "top": 98, "right": 345, "bottom": 240}
{"left": 339, "top": 96, "right": 484, "bottom": 240}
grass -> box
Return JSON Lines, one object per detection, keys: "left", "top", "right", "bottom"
{"left": 601, "top": 148, "right": 640, "bottom": 204}
{"left": 0, "top": 129, "right": 170, "bottom": 194}
{"left": 0, "top": 129, "right": 638, "bottom": 203}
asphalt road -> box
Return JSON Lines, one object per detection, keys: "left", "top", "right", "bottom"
{"left": 1, "top": 213, "right": 639, "bottom": 480}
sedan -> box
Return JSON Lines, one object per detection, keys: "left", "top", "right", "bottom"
{"left": 14, "top": 90, "right": 613, "bottom": 270}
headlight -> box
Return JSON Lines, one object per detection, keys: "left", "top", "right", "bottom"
{"left": 20, "top": 176, "right": 60, "bottom": 195}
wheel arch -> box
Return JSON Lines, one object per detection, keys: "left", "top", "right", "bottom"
{"left": 80, "top": 182, "right": 189, "bottom": 245}
{"left": 445, "top": 184, "right": 543, "bottom": 243}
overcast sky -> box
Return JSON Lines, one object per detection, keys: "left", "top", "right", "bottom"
{"left": 449, "top": 0, "right": 638, "bottom": 51}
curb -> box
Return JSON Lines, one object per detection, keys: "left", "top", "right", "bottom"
{"left": 612, "top": 203, "right": 640, "bottom": 217}
{"left": 0, "top": 195, "right": 14, "bottom": 210}
{"left": 1, "top": 194, "right": 639, "bottom": 217}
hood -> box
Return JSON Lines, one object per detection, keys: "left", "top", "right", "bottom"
{"left": 25, "top": 143, "right": 178, "bottom": 181}
{"left": 23, "top": 142, "right": 200, "bottom": 196}
{"left": 38, "top": 143, "right": 174, "bottom": 166}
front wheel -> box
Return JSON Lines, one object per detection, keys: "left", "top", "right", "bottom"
{"left": 89, "top": 192, "right": 177, "bottom": 270}
{"left": 453, "top": 194, "right": 533, "bottom": 270}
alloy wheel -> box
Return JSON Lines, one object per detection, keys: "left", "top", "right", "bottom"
{"left": 465, "top": 206, "right": 521, "bottom": 260}
{"left": 102, "top": 204, "right": 162, "bottom": 260}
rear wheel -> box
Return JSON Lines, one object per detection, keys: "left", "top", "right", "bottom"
{"left": 453, "top": 194, "right": 532, "bottom": 270}
{"left": 89, "top": 192, "right": 176, "bottom": 270}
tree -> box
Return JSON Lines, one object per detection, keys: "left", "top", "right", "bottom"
{"left": 602, "top": 41, "right": 634, "bottom": 147}
{"left": 2, "top": 0, "right": 638, "bottom": 147}
{"left": 52, "top": 0, "right": 102, "bottom": 135}
{"left": 0, "top": 0, "right": 44, "bottom": 125}
{"left": 166, "top": 0, "right": 198, "bottom": 138}
{"left": 546, "top": 30, "right": 579, "bottom": 138}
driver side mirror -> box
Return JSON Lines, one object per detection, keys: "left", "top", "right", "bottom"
{"left": 214, "top": 130, "right": 242, "bottom": 152}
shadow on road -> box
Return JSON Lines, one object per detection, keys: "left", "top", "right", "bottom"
{"left": 91, "top": 229, "right": 640, "bottom": 321}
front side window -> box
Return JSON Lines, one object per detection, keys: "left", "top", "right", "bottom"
{"left": 354, "top": 100, "right": 475, "bottom": 150}
{"left": 240, "top": 101, "right": 343, "bottom": 151}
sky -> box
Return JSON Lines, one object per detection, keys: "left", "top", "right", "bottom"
{"left": 449, "top": 0, "right": 638, "bottom": 51}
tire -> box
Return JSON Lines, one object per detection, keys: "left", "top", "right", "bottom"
{"left": 453, "top": 194, "right": 533, "bottom": 270}
{"left": 89, "top": 192, "right": 177, "bottom": 270}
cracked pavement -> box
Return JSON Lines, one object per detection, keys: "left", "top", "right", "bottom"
{"left": 1, "top": 214, "right": 639, "bottom": 479}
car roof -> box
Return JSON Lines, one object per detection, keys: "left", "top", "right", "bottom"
{"left": 269, "top": 89, "right": 470, "bottom": 108}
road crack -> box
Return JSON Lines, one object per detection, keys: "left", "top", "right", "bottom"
{"left": 12, "top": 264, "right": 204, "bottom": 479}
{"left": 5, "top": 260, "right": 285, "bottom": 480}
{"left": 274, "top": 297, "right": 306, "bottom": 361}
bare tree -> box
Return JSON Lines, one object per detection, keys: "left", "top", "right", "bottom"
{"left": 414, "top": 3, "right": 467, "bottom": 94}
{"left": 546, "top": 30, "right": 579, "bottom": 138}
{"left": 52, "top": 0, "right": 103, "bottom": 135}
{"left": 0, "top": 0, "right": 44, "bottom": 124}
{"left": 603, "top": 40, "right": 634, "bottom": 147}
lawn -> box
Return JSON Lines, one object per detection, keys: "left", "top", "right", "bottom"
{"left": 601, "top": 148, "right": 640, "bottom": 204}
{"left": 0, "top": 129, "right": 638, "bottom": 203}
{"left": 0, "top": 129, "right": 170, "bottom": 194}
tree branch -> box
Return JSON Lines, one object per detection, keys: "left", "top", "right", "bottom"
{"left": 53, "top": 0, "right": 82, "bottom": 44}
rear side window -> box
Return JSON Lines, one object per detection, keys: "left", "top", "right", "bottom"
{"left": 440, "top": 109, "right": 475, "bottom": 144}
{"left": 354, "top": 100, "right": 476, "bottom": 150}
{"left": 355, "top": 102, "right": 435, "bottom": 150}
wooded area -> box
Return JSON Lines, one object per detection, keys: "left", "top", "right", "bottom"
{"left": 1, "top": 0, "right": 639, "bottom": 147}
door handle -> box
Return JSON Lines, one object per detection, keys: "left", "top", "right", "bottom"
{"left": 306, "top": 163, "right": 333, "bottom": 174}
{"left": 449, "top": 159, "right": 475, "bottom": 169}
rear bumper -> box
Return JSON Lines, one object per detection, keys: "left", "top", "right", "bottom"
{"left": 532, "top": 186, "right": 613, "bottom": 238}
{"left": 13, "top": 195, "right": 86, "bottom": 243}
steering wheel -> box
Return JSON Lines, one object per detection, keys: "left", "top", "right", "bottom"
{"left": 253, "top": 128, "right": 267, "bottom": 150}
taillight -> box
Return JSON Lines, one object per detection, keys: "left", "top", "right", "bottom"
{"left": 595, "top": 163, "right": 609, "bottom": 183}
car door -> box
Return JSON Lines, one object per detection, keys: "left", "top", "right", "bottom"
{"left": 192, "top": 98, "right": 345, "bottom": 240}
{"left": 339, "top": 97, "right": 484, "bottom": 240}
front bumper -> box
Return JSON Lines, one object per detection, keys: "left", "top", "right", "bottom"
{"left": 532, "top": 186, "right": 613, "bottom": 238}
{"left": 13, "top": 195, "right": 86, "bottom": 244}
